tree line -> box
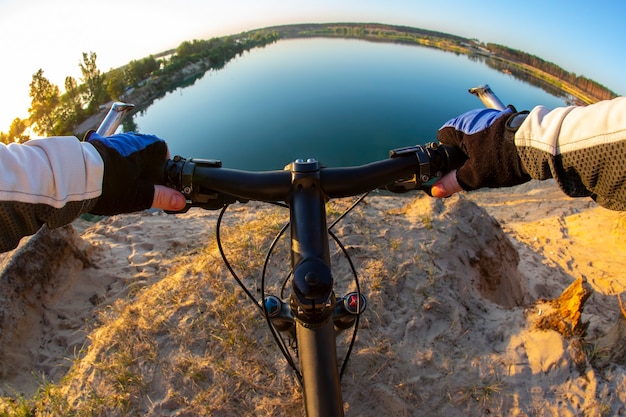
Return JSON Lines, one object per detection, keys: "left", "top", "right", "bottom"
{"left": 0, "top": 30, "right": 279, "bottom": 144}
{"left": 2, "top": 23, "right": 618, "bottom": 143}
{"left": 266, "top": 23, "right": 619, "bottom": 103}
{"left": 485, "top": 43, "right": 617, "bottom": 102}
{"left": 2, "top": 52, "right": 117, "bottom": 144}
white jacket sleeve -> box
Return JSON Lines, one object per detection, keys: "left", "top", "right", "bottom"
{"left": 0, "top": 136, "right": 104, "bottom": 251}
{"left": 515, "top": 97, "right": 626, "bottom": 211}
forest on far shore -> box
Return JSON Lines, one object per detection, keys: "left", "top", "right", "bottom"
{"left": 271, "top": 23, "right": 616, "bottom": 104}
{"left": 1, "top": 22, "right": 617, "bottom": 144}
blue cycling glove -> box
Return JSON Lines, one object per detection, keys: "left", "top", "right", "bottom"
{"left": 437, "top": 106, "right": 531, "bottom": 190}
{"left": 86, "top": 131, "right": 168, "bottom": 215}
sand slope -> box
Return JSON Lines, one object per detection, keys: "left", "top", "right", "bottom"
{"left": 1, "top": 180, "right": 625, "bottom": 416}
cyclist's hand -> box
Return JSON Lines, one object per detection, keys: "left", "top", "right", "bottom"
{"left": 86, "top": 131, "right": 186, "bottom": 214}
{"left": 431, "top": 106, "right": 531, "bottom": 198}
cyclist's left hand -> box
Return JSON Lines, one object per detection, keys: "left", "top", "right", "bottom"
{"left": 86, "top": 131, "right": 186, "bottom": 214}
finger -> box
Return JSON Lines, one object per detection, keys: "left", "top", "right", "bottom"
{"left": 431, "top": 170, "right": 463, "bottom": 198}
{"left": 152, "top": 185, "right": 187, "bottom": 211}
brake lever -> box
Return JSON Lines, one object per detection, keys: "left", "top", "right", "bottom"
{"left": 385, "top": 180, "right": 434, "bottom": 196}
{"left": 417, "top": 184, "right": 434, "bottom": 196}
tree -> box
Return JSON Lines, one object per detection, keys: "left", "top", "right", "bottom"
{"left": 80, "top": 51, "right": 108, "bottom": 113}
{"left": 28, "top": 68, "right": 60, "bottom": 136}
{"left": 54, "top": 76, "right": 85, "bottom": 135}
{"left": 8, "top": 117, "right": 29, "bottom": 143}
{"left": 64, "top": 76, "right": 82, "bottom": 113}
{"left": 106, "top": 67, "right": 127, "bottom": 100}
{"left": 126, "top": 56, "right": 159, "bottom": 86}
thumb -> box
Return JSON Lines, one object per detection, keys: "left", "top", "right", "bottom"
{"left": 152, "top": 185, "right": 187, "bottom": 211}
{"left": 431, "top": 170, "right": 463, "bottom": 198}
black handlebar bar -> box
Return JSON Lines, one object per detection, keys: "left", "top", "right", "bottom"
{"left": 163, "top": 142, "right": 466, "bottom": 210}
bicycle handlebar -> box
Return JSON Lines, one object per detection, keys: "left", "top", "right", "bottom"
{"left": 163, "top": 142, "right": 466, "bottom": 210}
{"left": 97, "top": 84, "right": 505, "bottom": 417}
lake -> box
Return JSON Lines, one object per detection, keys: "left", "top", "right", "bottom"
{"left": 131, "top": 38, "right": 568, "bottom": 171}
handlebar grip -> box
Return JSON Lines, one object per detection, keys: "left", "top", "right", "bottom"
{"left": 386, "top": 142, "right": 467, "bottom": 194}
{"left": 410, "top": 143, "right": 467, "bottom": 196}
{"left": 439, "top": 144, "right": 467, "bottom": 172}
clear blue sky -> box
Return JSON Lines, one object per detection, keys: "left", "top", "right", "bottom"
{"left": 1, "top": 0, "right": 624, "bottom": 131}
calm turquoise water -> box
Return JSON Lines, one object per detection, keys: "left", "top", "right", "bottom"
{"left": 132, "top": 38, "right": 567, "bottom": 170}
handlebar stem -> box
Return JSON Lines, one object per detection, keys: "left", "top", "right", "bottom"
{"left": 286, "top": 159, "right": 344, "bottom": 416}
{"left": 289, "top": 159, "right": 336, "bottom": 323}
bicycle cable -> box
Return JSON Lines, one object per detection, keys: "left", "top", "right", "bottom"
{"left": 216, "top": 202, "right": 303, "bottom": 384}
{"left": 260, "top": 216, "right": 303, "bottom": 384}
{"left": 216, "top": 205, "right": 263, "bottom": 311}
{"left": 328, "top": 228, "right": 361, "bottom": 379}
{"left": 215, "top": 194, "right": 369, "bottom": 385}
{"left": 327, "top": 192, "right": 369, "bottom": 379}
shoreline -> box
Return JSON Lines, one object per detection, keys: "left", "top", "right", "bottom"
{"left": 73, "top": 26, "right": 607, "bottom": 136}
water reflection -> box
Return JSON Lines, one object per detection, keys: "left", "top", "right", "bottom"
{"left": 132, "top": 38, "right": 568, "bottom": 170}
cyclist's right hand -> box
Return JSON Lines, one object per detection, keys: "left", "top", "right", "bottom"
{"left": 431, "top": 106, "right": 531, "bottom": 198}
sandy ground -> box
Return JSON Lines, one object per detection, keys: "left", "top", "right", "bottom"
{"left": 0, "top": 179, "right": 625, "bottom": 416}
